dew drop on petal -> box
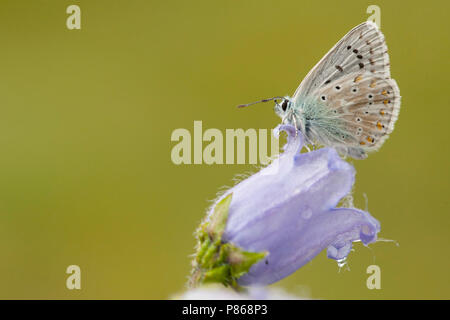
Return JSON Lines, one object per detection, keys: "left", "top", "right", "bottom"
{"left": 337, "top": 257, "right": 350, "bottom": 272}
{"left": 301, "top": 208, "right": 312, "bottom": 219}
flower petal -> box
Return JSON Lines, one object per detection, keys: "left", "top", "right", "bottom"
{"left": 223, "top": 147, "right": 355, "bottom": 247}
{"left": 238, "top": 207, "right": 380, "bottom": 285}
{"left": 205, "top": 124, "right": 381, "bottom": 286}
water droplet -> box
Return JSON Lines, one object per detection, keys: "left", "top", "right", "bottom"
{"left": 301, "top": 208, "right": 312, "bottom": 219}
{"left": 337, "top": 257, "right": 347, "bottom": 268}
{"left": 336, "top": 257, "right": 350, "bottom": 272}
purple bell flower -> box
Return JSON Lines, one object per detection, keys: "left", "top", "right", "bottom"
{"left": 209, "top": 124, "right": 380, "bottom": 286}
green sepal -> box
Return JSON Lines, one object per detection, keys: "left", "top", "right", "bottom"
{"left": 200, "top": 239, "right": 221, "bottom": 268}
{"left": 206, "top": 193, "right": 232, "bottom": 239}
{"left": 202, "top": 265, "right": 230, "bottom": 284}
{"left": 228, "top": 247, "right": 268, "bottom": 279}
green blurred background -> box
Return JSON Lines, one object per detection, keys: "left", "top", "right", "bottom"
{"left": 0, "top": 0, "right": 448, "bottom": 299}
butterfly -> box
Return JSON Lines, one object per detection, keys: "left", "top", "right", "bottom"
{"left": 238, "top": 21, "right": 400, "bottom": 159}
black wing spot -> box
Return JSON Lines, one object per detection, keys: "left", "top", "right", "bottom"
{"left": 335, "top": 65, "right": 343, "bottom": 72}
{"left": 357, "top": 55, "right": 363, "bottom": 59}
{"left": 353, "top": 49, "right": 358, "bottom": 53}
{"left": 347, "top": 45, "right": 351, "bottom": 50}
{"left": 359, "top": 63, "right": 364, "bottom": 69}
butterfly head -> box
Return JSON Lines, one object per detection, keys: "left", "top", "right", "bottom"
{"left": 274, "top": 97, "right": 295, "bottom": 122}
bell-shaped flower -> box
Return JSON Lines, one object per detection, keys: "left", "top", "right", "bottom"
{"left": 207, "top": 125, "right": 380, "bottom": 286}
{"left": 189, "top": 125, "right": 380, "bottom": 288}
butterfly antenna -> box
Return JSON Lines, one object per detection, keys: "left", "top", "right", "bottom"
{"left": 237, "top": 96, "right": 284, "bottom": 108}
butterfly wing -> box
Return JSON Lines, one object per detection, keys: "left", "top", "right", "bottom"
{"left": 292, "top": 21, "right": 400, "bottom": 158}
{"left": 293, "top": 21, "right": 390, "bottom": 99}
{"left": 314, "top": 73, "right": 400, "bottom": 159}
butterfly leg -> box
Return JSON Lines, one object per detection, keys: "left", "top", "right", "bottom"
{"left": 304, "top": 145, "right": 311, "bottom": 153}
{"left": 293, "top": 116, "right": 299, "bottom": 138}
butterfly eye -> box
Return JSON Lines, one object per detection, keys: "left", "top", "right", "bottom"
{"left": 281, "top": 100, "right": 288, "bottom": 111}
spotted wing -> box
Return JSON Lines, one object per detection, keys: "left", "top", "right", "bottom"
{"left": 314, "top": 73, "right": 400, "bottom": 159}
{"left": 293, "top": 21, "right": 390, "bottom": 100}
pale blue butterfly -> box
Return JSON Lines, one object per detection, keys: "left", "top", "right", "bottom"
{"left": 238, "top": 21, "right": 401, "bottom": 159}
